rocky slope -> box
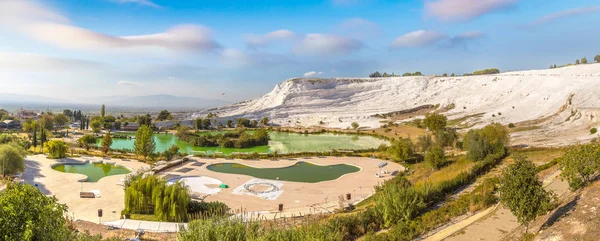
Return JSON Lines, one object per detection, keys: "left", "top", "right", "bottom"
{"left": 195, "top": 64, "right": 600, "bottom": 146}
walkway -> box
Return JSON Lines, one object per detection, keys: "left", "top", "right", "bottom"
{"left": 102, "top": 219, "right": 188, "bottom": 233}
{"left": 427, "top": 170, "right": 568, "bottom": 241}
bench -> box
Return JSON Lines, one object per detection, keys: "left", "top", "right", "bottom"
{"left": 80, "top": 192, "right": 96, "bottom": 198}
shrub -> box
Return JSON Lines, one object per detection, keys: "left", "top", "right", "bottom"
{"left": 45, "top": 140, "right": 68, "bottom": 159}
{"left": 591, "top": 128, "right": 597, "bottom": 134}
{"left": 508, "top": 123, "right": 515, "bottom": 128}
{"left": 424, "top": 145, "right": 445, "bottom": 170}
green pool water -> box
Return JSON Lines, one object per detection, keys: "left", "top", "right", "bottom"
{"left": 206, "top": 161, "right": 360, "bottom": 183}
{"left": 101, "top": 131, "right": 387, "bottom": 155}
{"left": 52, "top": 163, "right": 131, "bottom": 182}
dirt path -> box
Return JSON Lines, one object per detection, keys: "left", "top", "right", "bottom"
{"left": 439, "top": 170, "right": 568, "bottom": 241}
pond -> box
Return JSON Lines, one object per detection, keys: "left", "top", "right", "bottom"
{"left": 52, "top": 163, "right": 131, "bottom": 182}
{"left": 101, "top": 131, "right": 388, "bottom": 155}
{"left": 206, "top": 161, "right": 360, "bottom": 183}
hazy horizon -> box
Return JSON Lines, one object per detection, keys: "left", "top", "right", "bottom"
{"left": 0, "top": 0, "right": 598, "bottom": 102}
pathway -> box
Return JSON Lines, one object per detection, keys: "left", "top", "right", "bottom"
{"left": 102, "top": 219, "right": 188, "bottom": 233}
{"left": 429, "top": 170, "right": 568, "bottom": 241}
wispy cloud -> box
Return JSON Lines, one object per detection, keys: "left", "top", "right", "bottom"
{"left": 390, "top": 30, "right": 447, "bottom": 48}
{"left": 244, "top": 29, "right": 296, "bottom": 49}
{"left": 0, "top": 52, "right": 108, "bottom": 72}
{"left": 117, "top": 80, "right": 142, "bottom": 87}
{"left": 294, "top": 34, "right": 365, "bottom": 56}
{"left": 303, "top": 71, "right": 323, "bottom": 77}
{"left": 338, "top": 17, "right": 380, "bottom": 39}
{"left": 0, "top": 1, "right": 219, "bottom": 52}
{"left": 390, "top": 30, "right": 485, "bottom": 49}
{"left": 517, "top": 7, "right": 599, "bottom": 30}
{"left": 425, "top": 0, "right": 519, "bottom": 22}
{"left": 111, "top": 0, "right": 161, "bottom": 8}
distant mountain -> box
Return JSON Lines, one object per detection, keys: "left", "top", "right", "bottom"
{"left": 0, "top": 93, "right": 68, "bottom": 104}
{"left": 102, "top": 94, "right": 230, "bottom": 110}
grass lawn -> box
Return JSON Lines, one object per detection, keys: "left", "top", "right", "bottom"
{"left": 413, "top": 156, "right": 474, "bottom": 187}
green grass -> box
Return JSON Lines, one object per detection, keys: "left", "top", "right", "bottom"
{"left": 129, "top": 213, "right": 162, "bottom": 222}
{"left": 447, "top": 113, "right": 485, "bottom": 128}
{"left": 414, "top": 156, "right": 474, "bottom": 187}
{"left": 508, "top": 125, "right": 541, "bottom": 133}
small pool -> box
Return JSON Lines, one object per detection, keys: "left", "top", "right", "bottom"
{"left": 206, "top": 161, "right": 360, "bottom": 183}
{"left": 52, "top": 163, "right": 131, "bottom": 182}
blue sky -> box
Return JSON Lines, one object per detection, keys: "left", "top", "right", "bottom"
{"left": 0, "top": 0, "right": 598, "bottom": 103}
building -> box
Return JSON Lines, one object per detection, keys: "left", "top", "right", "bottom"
{"left": 121, "top": 122, "right": 139, "bottom": 131}
{"left": 3, "top": 120, "right": 21, "bottom": 129}
{"left": 17, "top": 108, "right": 39, "bottom": 120}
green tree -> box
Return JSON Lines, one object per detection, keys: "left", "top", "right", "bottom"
{"left": 124, "top": 175, "right": 190, "bottom": 221}
{"left": 260, "top": 117, "right": 269, "bottom": 127}
{"left": 45, "top": 140, "right": 68, "bottom": 159}
{"left": 423, "top": 113, "right": 447, "bottom": 132}
{"left": 236, "top": 118, "right": 250, "bottom": 128}
{"left": 500, "top": 154, "right": 552, "bottom": 233}
{"left": 101, "top": 132, "right": 113, "bottom": 155}
{"left": 164, "top": 144, "right": 180, "bottom": 161}
{"left": 0, "top": 144, "right": 26, "bottom": 176}
{"left": 576, "top": 59, "right": 580, "bottom": 65}
{"left": 79, "top": 134, "right": 97, "bottom": 151}
{"left": 451, "top": 73, "right": 455, "bottom": 77}
{"left": 386, "top": 138, "right": 414, "bottom": 161}
{"left": 90, "top": 120, "right": 102, "bottom": 133}
{"left": 375, "top": 177, "right": 425, "bottom": 227}
{"left": 54, "top": 113, "right": 69, "bottom": 134}
{"left": 463, "top": 123, "right": 509, "bottom": 161}
{"left": 0, "top": 183, "right": 72, "bottom": 240}
{"left": 424, "top": 145, "right": 445, "bottom": 170}
{"left": 416, "top": 135, "right": 434, "bottom": 152}
{"left": 581, "top": 57, "right": 588, "bottom": 64}
{"left": 62, "top": 109, "right": 73, "bottom": 118}
{"left": 100, "top": 104, "right": 105, "bottom": 118}
{"left": 134, "top": 125, "right": 156, "bottom": 161}
{"left": 157, "top": 110, "right": 172, "bottom": 121}
{"left": 226, "top": 120, "right": 234, "bottom": 128}
{"left": 558, "top": 143, "right": 600, "bottom": 190}
{"left": 137, "top": 114, "right": 152, "bottom": 126}
{"left": 594, "top": 55, "right": 600, "bottom": 63}
{"left": 351, "top": 122, "right": 359, "bottom": 130}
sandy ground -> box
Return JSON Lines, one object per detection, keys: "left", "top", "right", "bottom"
{"left": 22, "top": 154, "right": 149, "bottom": 222}
{"left": 159, "top": 156, "right": 404, "bottom": 216}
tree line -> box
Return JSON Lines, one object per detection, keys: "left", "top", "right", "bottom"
{"left": 549, "top": 55, "right": 600, "bottom": 69}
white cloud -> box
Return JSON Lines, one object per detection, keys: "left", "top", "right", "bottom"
{"left": 0, "top": 52, "right": 107, "bottom": 72}
{"left": 303, "top": 71, "right": 324, "bottom": 77}
{"left": 0, "top": 1, "right": 219, "bottom": 52}
{"left": 244, "top": 29, "right": 296, "bottom": 49}
{"left": 338, "top": 18, "right": 380, "bottom": 38}
{"left": 117, "top": 80, "right": 142, "bottom": 87}
{"left": 519, "top": 7, "right": 599, "bottom": 29}
{"left": 294, "top": 34, "right": 364, "bottom": 56}
{"left": 390, "top": 30, "right": 447, "bottom": 48}
{"left": 425, "top": 0, "right": 519, "bottom": 22}
{"left": 111, "top": 0, "right": 160, "bottom": 8}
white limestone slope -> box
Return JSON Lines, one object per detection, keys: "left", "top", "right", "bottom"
{"left": 196, "top": 64, "right": 600, "bottom": 146}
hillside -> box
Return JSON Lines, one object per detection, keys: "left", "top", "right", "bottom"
{"left": 195, "top": 64, "right": 600, "bottom": 147}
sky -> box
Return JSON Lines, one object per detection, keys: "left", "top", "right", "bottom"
{"left": 0, "top": 0, "right": 598, "bottom": 103}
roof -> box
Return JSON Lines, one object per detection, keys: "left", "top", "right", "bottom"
{"left": 3, "top": 120, "right": 18, "bottom": 124}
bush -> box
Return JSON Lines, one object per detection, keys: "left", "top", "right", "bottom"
{"left": 591, "top": 128, "right": 597, "bottom": 134}
{"left": 45, "top": 140, "right": 68, "bottom": 159}
{"left": 424, "top": 145, "right": 445, "bottom": 170}
{"left": 0, "top": 144, "right": 26, "bottom": 176}
{"left": 508, "top": 123, "right": 515, "bottom": 128}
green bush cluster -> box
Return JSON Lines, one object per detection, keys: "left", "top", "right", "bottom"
{"left": 180, "top": 129, "right": 270, "bottom": 148}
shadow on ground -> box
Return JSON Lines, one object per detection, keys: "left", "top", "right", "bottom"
{"left": 541, "top": 194, "right": 580, "bottom": 229}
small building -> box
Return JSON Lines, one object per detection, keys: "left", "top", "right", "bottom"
{"left": 121, "top": 122, "right": 140, "bottom": 131}
{"left": 3, "top": 120, "right": 21, "bottom": 129}
{"left": 155, "top": 121, "right": 175, "bottom": 131}
{"left": 17, "top": 108, "right": 39, "bottom": 120}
